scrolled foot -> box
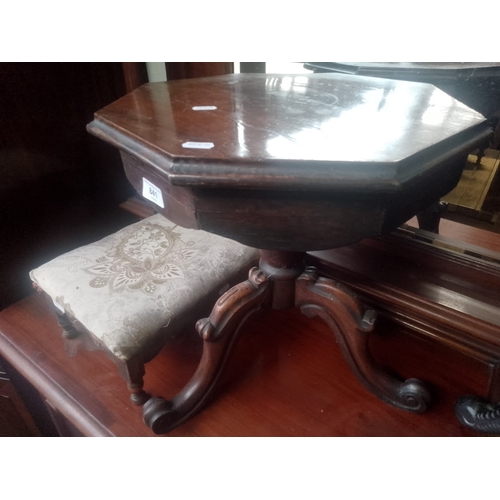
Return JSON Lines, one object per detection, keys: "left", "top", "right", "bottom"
{"left": 455, "top": 396, "right": 500, "bottom": 434}
{"left": 397, "top": 378, "right": 432, "bottom": 413}
{"left": 143, "top": 396, "right": 176, "bottom": 435}
{"left": 296, "top": 271, "right": 432, "bottom": 414}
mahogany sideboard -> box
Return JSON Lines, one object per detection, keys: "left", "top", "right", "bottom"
{"left": 1, "top": 225, "right": 499, "bottom": 436}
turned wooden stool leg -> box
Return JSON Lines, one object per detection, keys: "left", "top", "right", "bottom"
{"left": 295, "top": 266, "right": 431, "bottom": 413}
{"left": 55, "top": 312, "right": 80, "bottom": 340}
{"left": 117, "top": 359, "right": 150, "bottom": 406}
{"left": 127, "top": 381, "right": 149, "bottom": 406}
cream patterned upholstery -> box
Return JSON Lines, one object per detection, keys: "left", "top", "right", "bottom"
{"left": 30, "top": 214, "right": 259, "bottom": 402}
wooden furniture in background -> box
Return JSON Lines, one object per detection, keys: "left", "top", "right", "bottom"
{"left": 309, "top": 226, "right": 500, "bottom": 435}
{"left": 0, "top": 63, "right": 149, "bottom": 311}
{"left": 309, "top": 226, "right": 500, "bottom": 402}
{"left": 87, "top": 73, "right": 491, "bottom": 433}
{"left": 165, "top": 62, "right": 233, "bottom": 81}
{"left": 122, "top": 62, "right": 149, "bottom": 92}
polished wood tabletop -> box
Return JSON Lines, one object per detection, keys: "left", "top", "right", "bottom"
{"left": 88, "top": 74, "right": 492, "bottom": 251}
{"left": 89, "top": 73, "right": 488, "bottom": 188}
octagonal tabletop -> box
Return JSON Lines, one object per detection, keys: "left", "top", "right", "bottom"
{"left": 89, "top": 73, "right": 489, "bottom": 189}
{"left": 88, "top": 74, "right": 492, "bottom": 251}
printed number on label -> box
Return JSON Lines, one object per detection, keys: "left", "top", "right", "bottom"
{"left": 142, "top": 178, "right": 164, "bottom": 208}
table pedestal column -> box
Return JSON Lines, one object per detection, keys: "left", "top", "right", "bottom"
{"left": 143, "top": 250, "right": 431, "bottom": 434}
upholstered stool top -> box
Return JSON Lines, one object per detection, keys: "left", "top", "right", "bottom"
{"left": 30, "top": 214, "right": 259, "bottom": 361}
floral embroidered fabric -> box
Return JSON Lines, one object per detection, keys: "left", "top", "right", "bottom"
{"left": 30, "top": 214, "right": 259, "bottom": 361}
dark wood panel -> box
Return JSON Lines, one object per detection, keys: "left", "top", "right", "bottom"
{"left": 122, "top": 62, "right": 149, "bottom": 93}
{"left": 0, "top": 63, "right": 140, "bottom": 310}
{"left": 165, "top": 62, "right": 233, "bottom": 81}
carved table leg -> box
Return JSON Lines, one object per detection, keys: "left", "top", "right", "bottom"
{"left": 143, "top": 251, "right": 432, "bottom": 435}
{"left": 143, "top": 267, "right": 272, "bottom": 434}
{"left": 295, "top": 267, "right": 431, "bottom": 413}
{"left": 455, "top": 396, "right": 500, "bottom": 433}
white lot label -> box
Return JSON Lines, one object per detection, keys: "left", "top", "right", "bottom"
{"left": 192, "top": 106, "right": 217, "bottom": 111}
{"left": 142, "top": 178, "right": 164, "bottom": 208}
{"left": 182, "top": 141, "right": 214, "bottom": 149}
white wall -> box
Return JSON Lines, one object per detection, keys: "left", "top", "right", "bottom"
{"left": 146, "top": 62, "right": 167, "bottom": 82}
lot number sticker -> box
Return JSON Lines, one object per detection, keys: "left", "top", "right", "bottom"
{"left": 142, "top": 178, "right": 164, "bottom": 208}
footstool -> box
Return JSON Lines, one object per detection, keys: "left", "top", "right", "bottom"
{"left": 29, "top": 214, "right": 259, "bottom": 404}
